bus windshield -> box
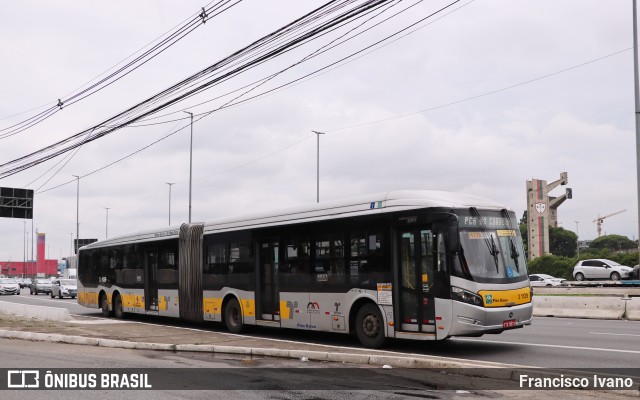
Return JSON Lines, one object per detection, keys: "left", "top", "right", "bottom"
{"left": 456, "top": 229, "right": 528, "bottom": 283}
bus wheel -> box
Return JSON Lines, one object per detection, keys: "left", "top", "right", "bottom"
{"left": 100, "top": 294, "right": 112, "bottom": 317}
{"left": 355, "top": 303, "right": 385, "bottom": 348}
{"left": 113, "top": 293, "right": 125, "bottom": 319}
{"left": 224, "top": 298, "right": 244, "bottom": 334}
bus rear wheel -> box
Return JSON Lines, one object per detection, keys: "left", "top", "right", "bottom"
{"left": 100, "top": 293, "right": 112, "bottom": 317}
{"left": 224, "top": 298, "right": 244, "bottom": 334}
{"left": 113, "top": 293, "right": 125, "bottom": 319}
{"left": 355, "top": 303, "right": 385, "bottom": 348}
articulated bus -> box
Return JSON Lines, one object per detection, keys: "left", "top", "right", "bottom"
{"left": 77, "top": 190, "right": 533, "bottom": 348}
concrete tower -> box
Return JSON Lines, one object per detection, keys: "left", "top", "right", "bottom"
{"left": 526, "top": 172, "right": 572, "bottom": 260}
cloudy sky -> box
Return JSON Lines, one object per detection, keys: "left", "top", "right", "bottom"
{"left": 0, "top": 0, "right": 637, "bottom": 263}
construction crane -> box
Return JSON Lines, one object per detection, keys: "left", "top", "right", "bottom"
{"left": 593, "top": 209, "right": 626, "bottom": 238}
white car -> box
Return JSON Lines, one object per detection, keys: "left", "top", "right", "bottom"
{"left": 529, "top": 274, "right": 566, "bottom": 287}
{"left": 0, "top": 278, "right": 21, "bottom": 295}
{"left": 573, "top": 259, "right": 633, "bottom": 281}
{"left": 50, "top": 278, "right": 77, "bottom": 299}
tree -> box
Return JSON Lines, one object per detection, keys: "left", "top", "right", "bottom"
{"left": 549, "top": 226, "right": 577, "bottom": 257}
{"left": 527, "top": 254, "right": 574, "bottom": 280}
{"left": 589, "top": 234, "right": 635, "bottom": 252}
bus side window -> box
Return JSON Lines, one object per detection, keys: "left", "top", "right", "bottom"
{"left": 436, "top": 233, "right": 447, "bottom": 272}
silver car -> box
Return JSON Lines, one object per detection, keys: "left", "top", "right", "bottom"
{"left": 573, "top": 259, "right": 633, "bottom": 281}
{"left": 30, "top": 278, "right": 52, "bottom": 295}
{"left": 51, "top": 279, "right": 77, "bottom": 299}
{"left": 529, "top": 274, "right": 566, "bottom": 287}
{"left": 0, "top": 278, "right": 20, "bottom": 295}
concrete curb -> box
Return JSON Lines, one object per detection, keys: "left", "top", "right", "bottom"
{"left": 0, "top": 328, "right": 508, "bottom": 370}
{"left": 0, "top": 300, "right": 70, "bottom": 321}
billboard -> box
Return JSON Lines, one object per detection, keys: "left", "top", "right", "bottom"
{"left": 74, "top": 238, "right": 98, "bottom": 254}
{"left": 0, "top": 187, "right": 33, "bottom": 219}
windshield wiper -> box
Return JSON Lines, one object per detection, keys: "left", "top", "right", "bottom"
{"left": 470, "top": 207, "right": 500, "bottom": 273}
{"left": 501, "top": 209, "right": 520, "bottom": 273}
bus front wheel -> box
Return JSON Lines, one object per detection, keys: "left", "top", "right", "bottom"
{"left": 224, "top": 298, "right": 244, "bottom": 334}
{"left": 355, "top": 303, "right": 385, "bottom": 348}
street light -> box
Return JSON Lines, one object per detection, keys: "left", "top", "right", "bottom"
{"left": 165, "top": 182, "right": 175, "bottom": 225}
{"left": 311, "top": 130, "right": 325, "bottom": 203}
{"left": 104, "top": 207, "right": 111, "bottom": 238}
{"left": 72, "top": 175, "right": 80, "bottom": 255}
{"left": 184, "top": 111, "right": 194, "bottom": 223}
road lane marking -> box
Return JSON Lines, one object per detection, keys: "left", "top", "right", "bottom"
{"left": 454, "top": 337, "right": 640, "bottom": 355}
{"left": 589, "top": 332, "right": 640, "bottom": 338}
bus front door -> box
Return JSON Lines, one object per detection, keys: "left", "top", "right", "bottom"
{"left": 398, "top": 229, "right": 436, "bottom": 333}
{"left": 144, "top": 248, "right": 159, "bottom": 312}
{"left": 258, "top": 240, "right": 280, "bottom": 321}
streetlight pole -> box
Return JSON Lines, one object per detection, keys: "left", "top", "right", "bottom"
{"left": 633, "top": 0, "right": 640, "bottom": 255}
{"left": 165, "top": 182, "right": 175, "bottom": 225}
{"left": 184, "top": 111, "right": 194, "bottom": 223}
{"left": 72, "top": 175, "right": 80, "bottom": 255}
{"left": 312, "top": 130, "right": 325, "bottom": 203}
{"left": 104, "top": 207, "right": 110, "bottom": 238}
{"left": 23, "top": 221, "right": 26, "bottom": 277}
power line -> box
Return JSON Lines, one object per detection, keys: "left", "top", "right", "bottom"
{"left": 0, "top": 0, "right": 401, "bottom": 179}
{"left": 0, "top": 0, "right": 241, "bottom": 139}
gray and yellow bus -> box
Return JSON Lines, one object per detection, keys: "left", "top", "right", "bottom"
{"left": 78, "top": 190, "right": 533, "bottom": 348}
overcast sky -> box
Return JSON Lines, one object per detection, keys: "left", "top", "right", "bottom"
{"left": 0, "top": 0, "right": 637, "bottom": 263}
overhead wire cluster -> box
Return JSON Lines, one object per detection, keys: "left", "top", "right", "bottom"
{"left": 3, "top": 0, "right": 455, "bottom": 181}
{"left": 0, "top": 0, "right": 242, "bottom": 140}
{"left": 31, "top": 0, "right": 471, "bottom": 195}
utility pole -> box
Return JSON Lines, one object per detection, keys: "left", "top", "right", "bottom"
{"left": 312, "top": 130, "right": 325, "bottom": 203}
{"left": 166, "top": 182, "right": 175, "bottom": 225}
{"left": 104, "top": 207, "right": 110, "bottom": 238}
{"left": 184, "top": 111, "right": 194, "bottom": 223}
{"left": 633, "top": 0, "right": 640, "bottom": 254}
{"left": 73, "top": 175, "right": 80, "bottom": 255}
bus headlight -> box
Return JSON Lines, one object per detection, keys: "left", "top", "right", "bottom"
{"left": 451, "top": 286, "right": 484, "bottom": 307}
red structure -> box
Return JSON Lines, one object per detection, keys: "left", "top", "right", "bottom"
{"left": 0, "top": 232, "right": 58, "bottom": 277}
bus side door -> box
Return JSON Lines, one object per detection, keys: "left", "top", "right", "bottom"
{"left": 397, "top": 229, "right": 436, "bottom": 333}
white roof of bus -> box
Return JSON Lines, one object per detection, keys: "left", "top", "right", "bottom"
{"left": 81, "top": 190, "right": 508, "bottom": 249}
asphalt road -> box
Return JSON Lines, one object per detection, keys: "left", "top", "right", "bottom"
{"left": 2, "top": 290, "right": 640, "bottom": 371}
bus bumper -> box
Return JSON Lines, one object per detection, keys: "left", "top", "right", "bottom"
{"left": 448, "top": 300, "right": 533, "bottom": 337}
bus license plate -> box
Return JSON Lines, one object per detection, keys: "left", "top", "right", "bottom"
{"left": 502, "top": 319, "right": 517, "bottom": 328}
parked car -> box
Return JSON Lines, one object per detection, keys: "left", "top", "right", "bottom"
{"left": 50, "top": 279, "right": 77, "bottom": 299}
{"left": 573, "top": 259, "right": 634, "bottom": 281}
{"left": 0, "top": 278, "right": 20, "bottom": 295}
{"left": 529, "top": 274, "right": 566, "bottom": 287}
{"left": 30, "top": 278, "right": 52, "bottom": 295}
{"left": 21, "top": 278, "right": 32, "bottom": 288}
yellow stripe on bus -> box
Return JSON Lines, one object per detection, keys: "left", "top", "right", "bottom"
{"left": 478, "top": 287, "right": 531, "bottom": 308}
{"left": 202, "top": 297, "right": 255, "bottom": 317}
{"left": 78, "top": 291, "right": 99, "bottom": 306}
